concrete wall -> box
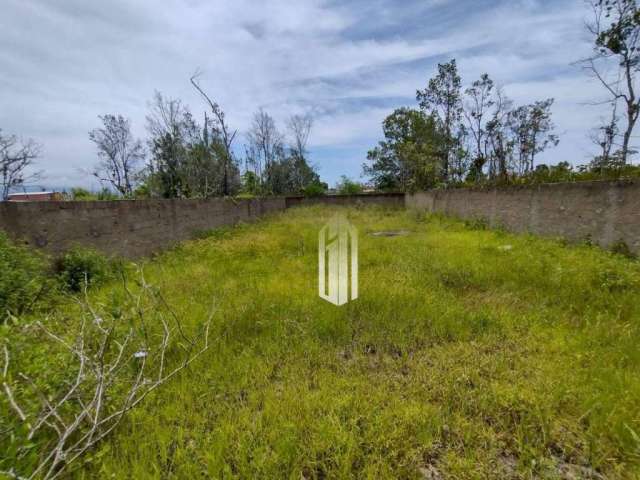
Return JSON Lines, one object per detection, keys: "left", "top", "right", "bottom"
{"left": 406, "top": 180, "right": 640, "bottom": 252}
{"left": 285, "top": 193, "right": 405, "bottom": 209}
{"left": 4, "top": 182, "right": 638, "bottom": 258}
{"left": 0, "top": 197, "right": 286, "bottom": 258}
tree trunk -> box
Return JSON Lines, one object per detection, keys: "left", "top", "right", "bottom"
{"left": 621, "top": 100, "right": 637, "bottom": 165}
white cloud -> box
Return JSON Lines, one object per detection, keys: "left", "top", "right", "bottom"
{"left": 0, "top": 0, "right": 613, "bottom": 187}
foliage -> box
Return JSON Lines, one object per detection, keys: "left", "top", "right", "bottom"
{"left": 0, "top": 232, "right": 53, "bottom": 322}
{"left": 302, "top": 180, "right": 328, "bottom": 197}
{"left": 55, "top": 247, "right": 112, "bottom": 292}
{"left": 335, "top": 175, "right": 364, "bottom": 194}
{"left": 417, "top": 59, "right": 463, "bottom": 182}
{"left": 365, "top": 60, "right": 562, "bottom": 190}
{"left": 145, "top": 91, "right": 240, "bottom": 199}
{"left": 69, "top": 187, "right": 96, "bottom": 201}
{"left": 244, "top": 109, "right": 321, "bottom": 195}
{"left": 365, "top": 108, "right": 446, "bottom": 191}
{"left": 96, "top": 188, "right": 120, "bottom": 201}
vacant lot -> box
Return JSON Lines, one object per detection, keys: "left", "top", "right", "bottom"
{"left": 3, "top": 205, "right": 640, "bottom": 479}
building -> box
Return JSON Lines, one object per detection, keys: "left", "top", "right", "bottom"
{"left": 7, "top": 191, "right": 64, "bottom": 202}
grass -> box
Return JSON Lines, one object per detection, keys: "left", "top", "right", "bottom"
{"left": 4, "top": 205, "right": 640, "bottom": 479}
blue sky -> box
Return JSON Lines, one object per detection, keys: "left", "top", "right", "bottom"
{"left": 0, "top": 0, "right": 610, "bottom": 189}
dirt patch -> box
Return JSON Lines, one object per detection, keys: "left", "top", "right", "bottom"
{"left": 369, "top": 230, "right": 411, "bottom": 237}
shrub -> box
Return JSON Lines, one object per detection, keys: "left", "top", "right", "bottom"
{"left": 56, "top": 247, "right": 111, "bottom": 292}
{"left": 303, "top": 181, "right": 327, "bottom": 197}
{"left": 70, "top": 187, "right": 97, "bottom": 201}
{"left": 0, "top": 232, "right": 54, "bottom": 322}
{"left": 336, "top": 175, "right": 364, "bottom": 195}
{"left": 96, "top": 188, "right": 119, "bottom": 201}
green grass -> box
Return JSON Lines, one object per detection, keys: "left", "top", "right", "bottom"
{"left": 4, "top": 205, "right": 640, "bottom": 479}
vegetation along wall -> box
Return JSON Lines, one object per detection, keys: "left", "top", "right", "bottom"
{"left": 407, "top": 180, "right": 640, "bottom": 253}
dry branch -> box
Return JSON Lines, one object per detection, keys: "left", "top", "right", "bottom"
{"left": 1, "top": 273, "right": 214, "bottom": 479}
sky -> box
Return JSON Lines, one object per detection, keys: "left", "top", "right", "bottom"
{"left": 0, "top": 0, "right": 613, "bottom": 190}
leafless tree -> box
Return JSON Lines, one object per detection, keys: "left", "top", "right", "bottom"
{"left": 590, "top": 99, "right": 621, "bottom": 172}
{"left": 1, "top": 271, "right": 213, "bottom": 480}
{"left": 246, "top": 109, "right": 285, "bottom": 192}
{"left": 0, "top": 130, "right": 41, "bottom": 201}
{"left": 146, "top": 91, "right": 187, "bottom": 140}
{"left": 190, "top": 71, "right": 237, "bottom": 196}
{"left": 89, "top": 115, "right": 144, "bottom": 197}
{"left": 584, "top": 0, "right": 640, "bottom": 164}
{"left": 286, "top": 114, "right": 314, "bottom": 191}
{"left": 287, "top": 114, "right": 313, "bottom": 161}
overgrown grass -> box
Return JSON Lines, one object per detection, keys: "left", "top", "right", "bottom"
{"left": 3, "top": 205, "right": 640, "bottom": 478}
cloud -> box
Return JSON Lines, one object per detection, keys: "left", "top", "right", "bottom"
{"left": 0, "top": 0, "right": 609, "bottom": 188}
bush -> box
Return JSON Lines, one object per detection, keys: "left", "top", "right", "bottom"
{"left": 336, "top": 175, "right": 364, "bottom": 195}
{"left": 303, "top": 181, "right": 327, "bottom": 197}
{"left": 0, "top": 232, "right": 54, "bottom": 322}
{"left": 56, "top": 247, "right": 111, "bottom": 292}
{"left": 70, "top": 187, "right": 97, "bottom": 201}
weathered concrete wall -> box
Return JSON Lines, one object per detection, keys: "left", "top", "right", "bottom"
{"left": 0, "top": 197, "right": 286, "bottom": 258}
{"left": 406, "top": 180, "right": 640, "bottom": 252}
{"left": 6, "top": 182, "right": 636, "bottom": 258}
{"left": 285, "top": 193, "right": 405, "bottom": 209}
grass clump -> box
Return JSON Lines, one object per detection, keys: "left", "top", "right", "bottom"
{"left": 0, "top": 232, "right": 54, "bottom": 322}
{"left": 55, "top": 246, "right": 113, "bottom": 292}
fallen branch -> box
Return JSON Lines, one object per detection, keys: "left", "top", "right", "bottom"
{"left": 1, "top": 272, "right": 214, "bottom": 479}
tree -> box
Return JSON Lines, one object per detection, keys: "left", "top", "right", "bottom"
{"left": 364, "top": 108, "right": 445, "bottom": 191}
{"left": 336, "top": 175, "right": 363, "bottom": 194}
{"left": 463, "top": 73, "right": 495, "bottom": 181}
{"left": 246, "top": 109, "right": 285, "bottom": 193}
{"left": 89, "top": 115, "right": 144, "bottom": 197}
{"left": 585, "top": 0, "right": 640, "bottom": 164}
{"left": 145, "top": 91, "right": 194, "bottom": 198}
{"left": 0, "top": 130, "right": 41, "bottom": 201}
{"left": 485, "top": 88, "right": 514, "bottom": 181}
{"left": 508, "top": 99, "right": 559, "bottom": 174}
{"left": 190, "top": 72, "right": 238, "bottom": 196}
{"left": 416, "top": 59, "right": 463, "bottom": 182}
{"left": 286, "top": 114, "right": 319, "bottom": 192}
{"left": 287, "top": 114, "right": 313, "bottom": 162}
{"left": 590, "top": 99, "right": 621, "bottom": 173}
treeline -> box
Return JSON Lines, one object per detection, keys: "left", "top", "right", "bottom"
{"left": 363, "top": 58, "right": 640, "bottom": 191}
{"left": 364, "top": 61, "right": 559, "bottom": 190}
{"left": 87, "top": 75, "right": 326, "bottom": 200}
{"left": 364, "top": 0, "right": 640, "bottom": 191}
{"left": 0, "top": 74, "right": 327, "bottom": 201}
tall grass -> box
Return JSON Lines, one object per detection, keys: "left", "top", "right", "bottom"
{"left": 3, "top": 206, "right": 640, "bottom": 478}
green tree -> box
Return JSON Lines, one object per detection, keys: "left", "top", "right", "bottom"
{"left": 416, "top": 59, "right": 463, "bottom": 182}
{"left": 508, "top": 99, "right": 559, "bottom": 175}
{"left": 463, "top": 74, "right": 495, "bottom": 182}
{"left": 336, "top": 176, "right": 363, "bottom": 195}
{"left": 364, "top": 108, "right": 445, "bottom": 191}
